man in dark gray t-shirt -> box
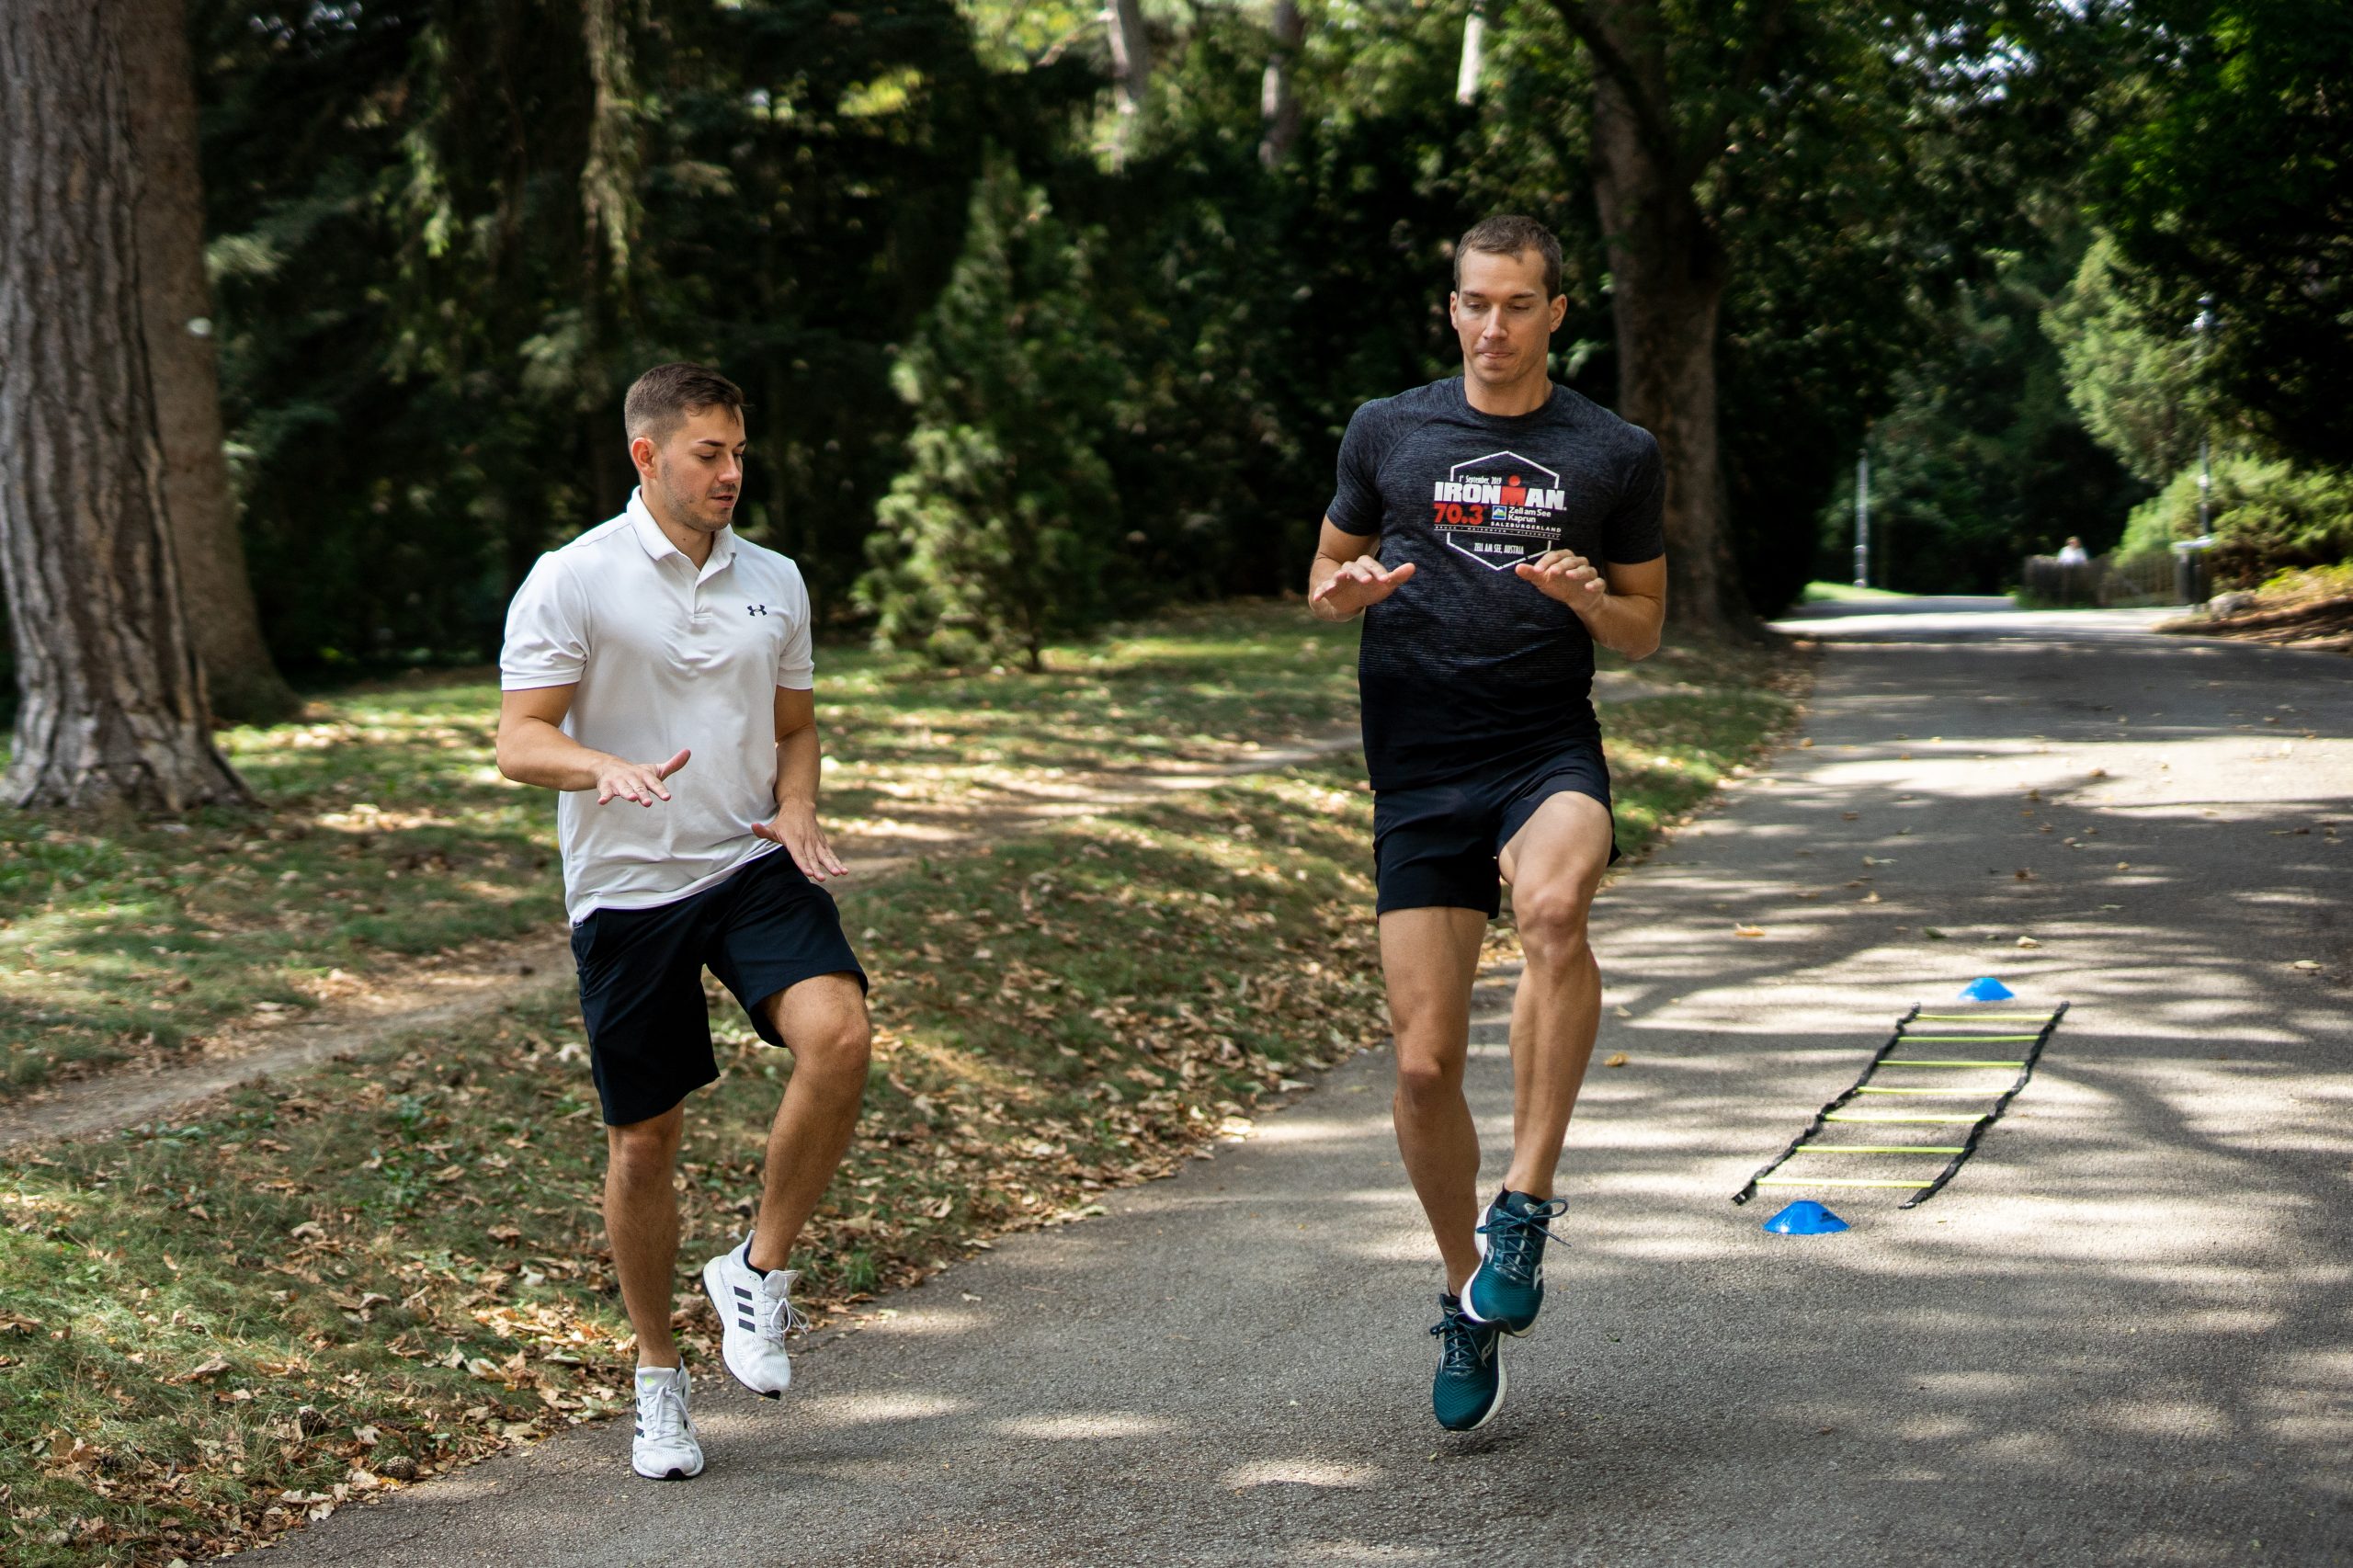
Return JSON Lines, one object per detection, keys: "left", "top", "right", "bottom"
{"left": 1307, "top": 215, "right": 1667, "bottom": 1434}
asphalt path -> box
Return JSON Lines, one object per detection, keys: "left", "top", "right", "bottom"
{"left": 259, "top": 603, "right": 2352, "bottom": 1567}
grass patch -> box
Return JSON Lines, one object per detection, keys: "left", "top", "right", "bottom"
{"left": 1800, "top": 580, "right": 1915, "bottom": 603}
{"left": 0, "top": 603, "right": 1363, "bottom": 1101}
{"left": 0, "top": 631, "right": 1803, "bottom": 1564}
{"left": 0, "top": 768, "right": 1386, "bottom": 1564}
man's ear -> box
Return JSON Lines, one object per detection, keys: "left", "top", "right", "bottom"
{"left": 629, "top": 434, "right": 655, "bottom": 477}
{"left": 1548, "top": 293, "right": 1568, "bottom": 332}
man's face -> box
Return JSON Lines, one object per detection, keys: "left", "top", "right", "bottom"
{"left": 1449, "top": 248, "right": 1566, "bottom": 389}
{"left": 631, "top": 405, "right": 745, "bottom": 534}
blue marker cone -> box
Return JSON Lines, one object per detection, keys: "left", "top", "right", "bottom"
{"left": 1762, "top": 1200, "right": 1849, "bottom": 1235}
{"left": 1959, "top": 976, "right": 2015, "bottom": 1002}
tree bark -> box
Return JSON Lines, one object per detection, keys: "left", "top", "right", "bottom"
{"left": 0, "top": 4, "right": 251, "bottom": 812}
{"left": 1105, "top": 0, "right": 1152, "bottom": 157}
{"left": 1260, "top": 0, "right": 1304, "bottom": 167}
{"left": 1567, "top": 0, "right": 1753, "bottom": 634}
{"left": 1457, "top": 2, "right": 1490, "bottom": 105}
{"left": 122, "top": 0, "right": 299, "bottom": 722}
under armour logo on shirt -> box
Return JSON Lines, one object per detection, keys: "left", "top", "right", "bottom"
{"left": 746, "top": 604, "right": 769, "bottom": 616}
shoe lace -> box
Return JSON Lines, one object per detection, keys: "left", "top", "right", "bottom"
{"left": 1429, "top": 1306, "right": 1485, "bottom": 1377}
{"left": 753, "top": 1280, "right": 805, "bottom": 1344}
{"left": 637, "top": 1376, "right": 688, "bottom": 1442}
{"left": 1476, "top": 1197, "right": 1568, "bottom": 1286}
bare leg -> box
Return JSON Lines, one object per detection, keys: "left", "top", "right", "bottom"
{"left": 1381, "top": 906, "right": 1490, "bottom": 1295}
{"left": 606, "top": 1106, "right": 687, "bottom": 1369}
{"left": 1495, "top": 791, "right": 1614, "bottom": 1199}
{"left": 745, "top": 972, "right": 871, "bottom": 1273}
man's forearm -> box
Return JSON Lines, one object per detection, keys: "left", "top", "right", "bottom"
{"left": 1577, "top": 592, "right": 1664, "bottom": 660}
{"left": 775, "top": 722, "right": 824, "bottom": 808}
{"left": 498, "top": 718, "right": 613, "bottom": 791}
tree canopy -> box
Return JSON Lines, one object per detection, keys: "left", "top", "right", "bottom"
{"left": 4, "top": 0, "right": 2341, "bottom": 743}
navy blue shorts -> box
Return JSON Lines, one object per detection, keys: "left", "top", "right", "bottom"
{"left": 570, "top": 849, "right": 866, "bottom": 1126}
{"left": 1371, "top": 741, "right": 1620, "bottom": 917}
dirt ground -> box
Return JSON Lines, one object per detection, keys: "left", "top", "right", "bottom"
{"left": 2160, "top": 593, "right": 2353, "bottom": 653}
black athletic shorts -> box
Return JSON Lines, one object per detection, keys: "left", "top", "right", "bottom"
{"left": 1371, "top": 739, "right": 1620, "bottom": 917}
{"left": 570, "top": 848, "right": 867, "bottom": 1126}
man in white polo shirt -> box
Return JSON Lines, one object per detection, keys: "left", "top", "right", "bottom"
{"left": 496, "top": 363, "right": 870, "bottom": 1482}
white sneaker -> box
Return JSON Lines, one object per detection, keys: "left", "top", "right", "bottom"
{"left": 631, "top": 1365, "right": 704, "bottom": 1481}
{"left": 701, "top": 1239, "right": 802, "bottom": 1398}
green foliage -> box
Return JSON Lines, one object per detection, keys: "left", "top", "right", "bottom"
{"left": 857, "top": 154, "right": 1122, "bottom": 668}
{"left": 1815, "top": 237, "right": 2146, "bottom": 595}
{"left": 2089, "top": 0, "right": 2353, "bottom": 467}
{"left": 150, "top": 0, "right": 2191, "bottom": 665}
{"left": 194, "top": 0, "right": 986, "bottom": 673}
{"left": 2044, "top": 235, "right": 2210, "bottom": 484}
{"left": 2120, "top": 457, "right": 2353, "bottom": 586}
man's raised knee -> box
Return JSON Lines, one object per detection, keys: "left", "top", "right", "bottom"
{"left": 1514, "top": 882, "right": 1594, "bottom": 958}
{"left": 792, "top": 1012, "right": 871, "bottom": 1084}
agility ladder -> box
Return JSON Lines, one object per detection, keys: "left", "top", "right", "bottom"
{"left": 1731, "top": 1001, "right": 2068, "bottom": 1210}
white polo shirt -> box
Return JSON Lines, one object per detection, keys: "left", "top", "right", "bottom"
{"left": 500, "top": 489, "right": 814, "bottom": 923}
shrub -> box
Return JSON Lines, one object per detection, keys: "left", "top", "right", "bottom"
{"left": 2117, "top": 455, "right": 2353, "bottom": 586}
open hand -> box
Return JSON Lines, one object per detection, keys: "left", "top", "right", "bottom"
{"left": 595, "top": 748, "right": 690, "bottom": 806}
{"left": 755, "top": 799, "right": 848, "bottom": 881}
{"left": 1310, "top": 558, "right": 1416, "bottom": 618}
{"left": 1515, "top": 549, "right": 1607, "bottom": 611}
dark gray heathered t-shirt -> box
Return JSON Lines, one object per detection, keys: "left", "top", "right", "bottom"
{"left": 1327, "top": 377, "right": 1665, "bottom": 791}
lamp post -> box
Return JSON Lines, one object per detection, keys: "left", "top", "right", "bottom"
{"left": 1852, "top": 449, "right": 1870, "bottom": 588}
{"left": 2193, "top": 293, "right": 2216, "bottom": 539}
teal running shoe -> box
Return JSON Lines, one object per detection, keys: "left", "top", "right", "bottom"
{"left": 1465, "top": 1188, "right": 1568, "bottom": 1335}
{"left": 1430, "top": 1292, "right": 1506, "bottom": 1431}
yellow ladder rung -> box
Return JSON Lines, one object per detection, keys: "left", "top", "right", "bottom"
{"left": 1794, "top": 1144, "right": 1967, "bottom": 1154}
{"left": 1825, "top": 1112, "right": 1985, "bottom": 1123}
{"left": 1756, "top": 1176, "right": 1936, "bottom": 1189}
{"left": 1854, "top": 1086, "right": 1997, "bottom": 1096}
{"left": 1913, "top": 1013, "right": 2051, "bottom": 1021}
{"left": 1882, "top": 1059, "right": 2025, "bottom": 1068}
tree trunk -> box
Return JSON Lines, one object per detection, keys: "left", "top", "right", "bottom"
{"left": 1105, "top": 0, "right": 1152, "bottom": 157}
{"left": 0, "top": 4, "right": 250, "bottom": 812}
{"left": 1457, "top": 2, "right": 1491, "bottom": 105}
{"left": 122, "top": 0, "right": 299, "bottom": 723}
{"left": 1584, "top": 2, "right": 1748, "bottom": 634}
{"left": 1259, "top": 0, "right": 1304, "bottom": 167}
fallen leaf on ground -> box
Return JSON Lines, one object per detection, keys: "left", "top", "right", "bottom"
{"left": 1733, "top": 925, "right": 1765, "bottom": 938}
{"left": 169, "top": 1356, "right": 232, "bottom": 1384}
{"left": 2017, "top": 936, "right": 2041, "bottom": 949}
{"left": 1603, "top": 1052, "right": 1630, "bottom": 1068}
{"left": 2291, "top": 960, "right": 2322, "bottom": 971}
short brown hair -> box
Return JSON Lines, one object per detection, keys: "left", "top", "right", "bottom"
{"left": 1454, "top": 215, "right": 1562, "bottom": 300}
{"left": 623, "top": 362, "right": 746, "bottom": 443}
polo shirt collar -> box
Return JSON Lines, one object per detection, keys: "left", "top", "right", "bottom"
{"left": 626, "top": 487, "right": 738, "bottom": 577}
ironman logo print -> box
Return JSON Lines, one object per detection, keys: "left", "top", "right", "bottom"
{"left": 1429, "top": 451, "right": 1567, "bottom": 570}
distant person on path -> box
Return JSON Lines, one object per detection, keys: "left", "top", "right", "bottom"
{"left": 1306, "top": 216, "right": 1666, "bottom": 1432}
{"left": 496, "top": 364, "right": 869, "bottom": 1481}
{"left": 2058, "top": 537, "right": 2091, "bottom": 566}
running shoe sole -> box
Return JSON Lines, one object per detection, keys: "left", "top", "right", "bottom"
{"left": 632, "top": 1455, "right": 705, "bottom": 1481}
